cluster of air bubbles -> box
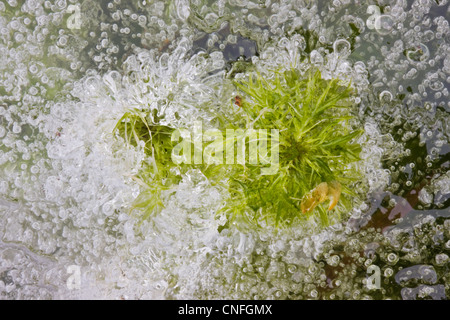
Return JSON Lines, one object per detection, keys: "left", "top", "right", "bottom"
{"left": 110, "top": 37, "right": 236, "bottom": 130}
{"left": 157, "top": 208, "right": 450, "bottom": 300}
{"left": 418, "top": 171, "right": 450, "bottom": 208}
{"left": 376, "top": 14, "right": 396, "bottom": 36}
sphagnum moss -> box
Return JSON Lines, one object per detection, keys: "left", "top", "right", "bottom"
{"left": 114, "top": 68, "right": 364, "bottom": 229}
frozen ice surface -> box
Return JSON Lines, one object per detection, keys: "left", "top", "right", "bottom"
{"left": 0, "top": 0, "right": 449, "bottom": 300}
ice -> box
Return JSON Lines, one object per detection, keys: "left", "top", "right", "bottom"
{"left": 401, "top": 284, "right": 446, "bottom": 300}
{"left": 0, "top": 0, "right": 448, "bottom": 300}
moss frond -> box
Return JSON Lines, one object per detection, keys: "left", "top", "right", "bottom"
{"left": 223, "top": 68, "right": 363, "bottom": 227}
{"left": 114, "top": 109, "right": 181, "bottom": 222}
{"left": 114, "top": 68, "right": 364, "bottom": 229}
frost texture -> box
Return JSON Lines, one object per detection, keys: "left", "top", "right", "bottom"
{"left": 0, "top": 0, "right": 448, "bottom": 300}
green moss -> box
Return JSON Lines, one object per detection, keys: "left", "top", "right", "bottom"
{"left": 114, "top": 109, "right": 180, "bottom": 222}
{"left": 219, "top": 69, "right": 363, "bottom": 227}
{"left": 114, "top": 68, "right": 363, "bottom": 229}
